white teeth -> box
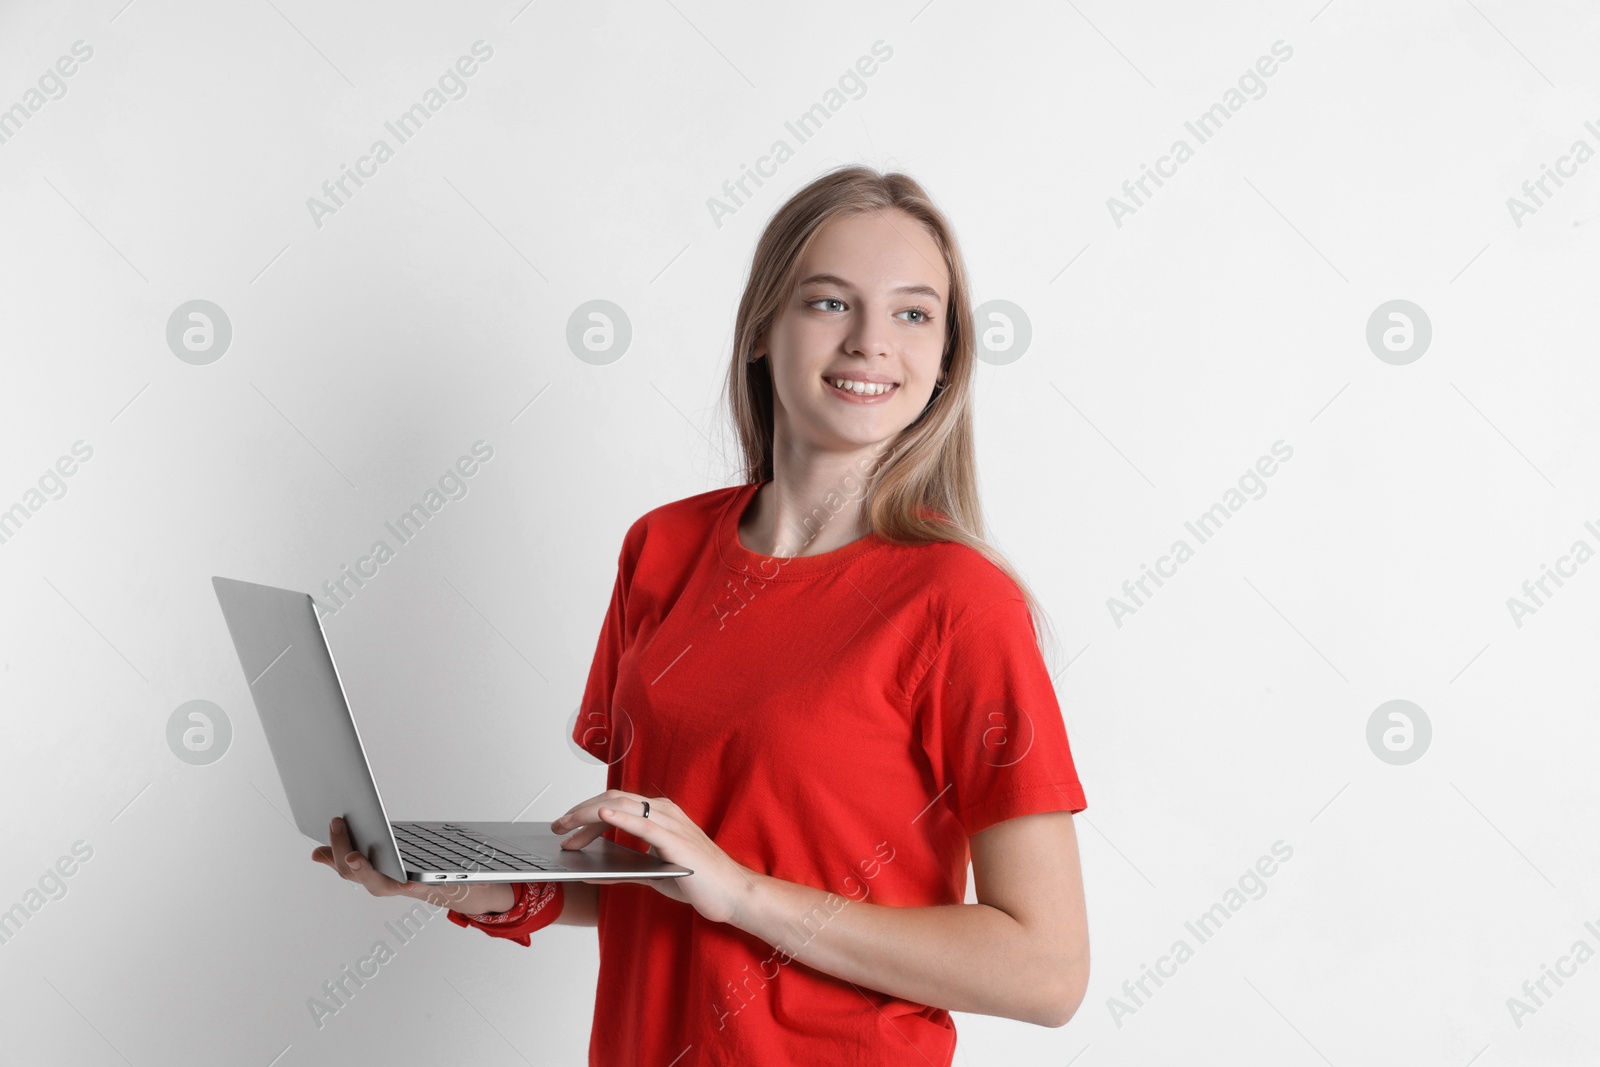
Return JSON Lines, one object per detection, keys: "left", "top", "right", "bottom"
{"left": 828, "top": 377, "right": 895, "bottom": 396}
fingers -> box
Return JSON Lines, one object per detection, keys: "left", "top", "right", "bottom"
{"left": 311, "top": 818, "right": 415, "bottom": 899}
{"left": 550, "top": 793, "right": 607, "bottom": 835}
{"left": 550, "top": 795, "right": 603, "bottom": 846}
{"left": 328, "top": 816, "right": 358, "bottom": 876}
{"left": 558, "top": 819, "right": 610, "bottom": 850}
{"left": 553, "top": 792, "right": 669, "bottom": 840}
{"left": 559, "top": 802, "right": 668, "bottom": 853}
{"left": 554, "top": 806, "right": 623, "bottom": 850}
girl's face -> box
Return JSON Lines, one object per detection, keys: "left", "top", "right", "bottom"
{"left": 758, "top": 208, "right": 949, "bottom": 456}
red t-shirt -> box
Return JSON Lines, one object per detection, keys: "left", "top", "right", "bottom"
{"left": 569, "top": 481, "right": 1086, "bottom": 1064}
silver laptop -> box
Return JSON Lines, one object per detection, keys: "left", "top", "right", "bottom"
{"left": 211, "top": 576, "right": 692, "bottom": 885}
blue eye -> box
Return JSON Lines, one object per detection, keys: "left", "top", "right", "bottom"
{"left": 806, "top": 297, "right": 935, "bottom": 325}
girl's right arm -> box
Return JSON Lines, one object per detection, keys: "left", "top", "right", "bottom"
{"left": 554, "top": 881, "right": 599, "bottom": 925}
{"left": 427, "top": 880, "right": 598, "bottom": 926}
{"left": 310, "top": 816, "right": 599, "bottom": 932}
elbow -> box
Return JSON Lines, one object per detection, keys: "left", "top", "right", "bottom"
{"left": 1039, "top": 989, "right": 1086, "bottom": 1029}
{"left": 1035, "top": 951, "right": 1089, "bottom": 1028}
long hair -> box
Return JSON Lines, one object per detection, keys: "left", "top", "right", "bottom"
{"left": 722, "top": 163, "right": 1062, "bottom": 670}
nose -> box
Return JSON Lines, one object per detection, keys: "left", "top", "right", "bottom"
{"left": 840, "top": 298, "right": 896, "bottom": 361}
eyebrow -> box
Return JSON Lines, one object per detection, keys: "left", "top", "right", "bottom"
{"left": 796, "top": 272, "right": 944, "bottom": 302}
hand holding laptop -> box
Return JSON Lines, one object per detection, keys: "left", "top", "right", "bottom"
{"left": 310, "top": 816, "right": 515, "bottom": 915}
{"left": 211, "top": 576, "right": 692, "bottom": 897}
{"left": 552, "top": 791, "right": 755, "bottom": 927}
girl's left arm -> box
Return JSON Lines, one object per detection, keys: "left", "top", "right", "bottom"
{"left": 556, "top": 792, "right": 1088, "bottom": 1026}
{"left": 731, "top": 809, "right": 1089, "bottom": 1028}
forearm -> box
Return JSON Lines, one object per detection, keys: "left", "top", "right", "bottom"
{"left": 408, "top": 880, "right": 516, "bottom": 915}
{"left": 418, "top": 880, "right": 598, "bottom": 927}
{"left": 731, "top": 872, "right": 1071, "bottom": 1027}
{"left": 553, "top": 881, "right": 598, "bottom": 925}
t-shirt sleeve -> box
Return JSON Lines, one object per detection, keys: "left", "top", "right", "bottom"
{"left": 572, "top": 518, "right": 643, "bottom": 765}
{"left": 446, "top": 881, "right": 564, "bottom": 947}
{"left": 910, "top": 595, "right": 1088, "bottom": 836}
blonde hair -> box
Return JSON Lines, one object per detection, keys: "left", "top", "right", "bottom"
{"left": 722, "top": 163, "right": 1062, "bottom": 670}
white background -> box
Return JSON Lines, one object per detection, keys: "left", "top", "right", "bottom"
{"left": 1, "top": 0, "right": 1597, "bottom": 1064}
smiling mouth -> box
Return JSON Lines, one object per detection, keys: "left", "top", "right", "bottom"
{"left": 823, "top": 376, "right": 899, "bottom": 397}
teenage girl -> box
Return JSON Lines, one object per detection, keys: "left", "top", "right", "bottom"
{"left": 313, "top": 164, "right": 1090, "bottom": 1066}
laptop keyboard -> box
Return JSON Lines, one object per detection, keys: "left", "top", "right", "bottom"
{"left": 393, "top": 822, "right": 564, "bottom": 873}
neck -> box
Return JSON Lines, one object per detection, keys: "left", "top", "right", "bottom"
{"left": 743, "top": 445, "right": 887, "bottom": 558}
